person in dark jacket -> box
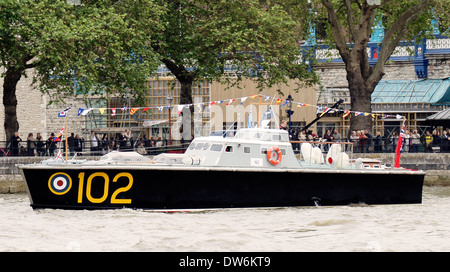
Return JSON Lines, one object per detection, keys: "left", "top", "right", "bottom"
{"left": 323, "top": 129, "right": 333, "bottom": 152}
{"left": 10, "top": 131, "right": 22, "bottom": 156}
{"left": 47, "top": 133, "right": 56, "bottom": 156}
{"left": 68, "top": 133, "right": 75, "bottom": 156}
{"left": 374, "top": 131, "right": 383, "bottom": 153}
{"left": 36, "top": 133, "right": 46, "bottom": 156}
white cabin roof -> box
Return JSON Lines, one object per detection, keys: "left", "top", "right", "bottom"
{"left": 184, "top": 128, "right": 299, "bottom": 168}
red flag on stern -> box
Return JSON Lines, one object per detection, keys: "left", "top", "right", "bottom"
{"left": 394, "top": 117, "right": 406, "bottom": 168}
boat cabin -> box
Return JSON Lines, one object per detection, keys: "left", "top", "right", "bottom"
{"left": 159, "top": 128, "right": 301, "bottom": 168}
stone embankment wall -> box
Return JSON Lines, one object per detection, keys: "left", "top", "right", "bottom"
{"left": 0, "top": 157, "right": 43, "bottom": 193}
{"left": 0, "top": 153, "right": 449, "bottom": 193}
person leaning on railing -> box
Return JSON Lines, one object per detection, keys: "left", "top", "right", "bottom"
{"left": 374, "top": 132, "right": 383, "bottom": 153}
{"left": 36, "top": 133, "right": 46, "bottom": 156}
{"left": 424, "top": 131, "right": 433, "bottom": 152}
{"left": 410, "top": 130, "right": 421, "bottom": 153}
{"left": 27, "top": 133, "right": 36, "bottom": 156}
{"left": 442, "top": 130, "right": 449, "bottom": 152}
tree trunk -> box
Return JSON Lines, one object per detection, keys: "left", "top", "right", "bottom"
{"left": 348, "top": 87, "right": 372, "bottom": 132}
{"left": 178, "top": 79, "right": 194, "bottom": 140}
{"left": 160, "top": 58, "right": 198, "bottom": 139}
{"left": 347, "top": 69, "right": 374, "bottom": 136}
{"left": 3, "top": 67, "right": 22, "bottom": 142}
{"left": 179, "top": 79, "right": 193, "bottom": 106}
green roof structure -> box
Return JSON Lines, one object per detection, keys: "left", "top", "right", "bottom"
{"left": 372, "top": 78, "right": 450, "bottom": 105}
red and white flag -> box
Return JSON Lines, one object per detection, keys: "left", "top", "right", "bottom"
{"left": 226, "top": 99, "right": 235, "bottom": 106}
{"left": 394, "top": 118, "right": 406, "bottom": 168}
{"left": 54, "top": 127, "right": 65, "bottom": 142}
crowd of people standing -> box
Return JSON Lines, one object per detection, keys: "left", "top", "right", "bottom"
{"left": 323, "top": 129, "right": 450, "bottom": 153}
{"left": 6, "top": 128, "right": 167, "bottom": 157}
{"left": 86, "top": 129, "right": 165, "bottom": 156}
{"left": 6, "top": 125, "right": 450, "bottom": 156}
{"left": 8, "top": 131, "right": 85, "bottom": 157}
{"left": 282, "top": 121, "right": 450, "bottom": 153}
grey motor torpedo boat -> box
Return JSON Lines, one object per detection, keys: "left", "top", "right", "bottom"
{"left": 19, "top": 128, "right": 424, "bottom": 210}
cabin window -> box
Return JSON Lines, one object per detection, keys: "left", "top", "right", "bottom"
{"left": 195, "top": 143, "right": 204, "bottom": 150}
{"left": 272, "top": 134, "right": 281, "bottom": 141}
{"left": 203, "top": 143, "right": 210, "bottom": 150}
{"left": 244, "top": 147, "right": 250, "bottom": 153}
{"left": 210, "top": 144, "right": 223, "bottom": 152}
{"left": 225, "top": 146, "right": 233, "bottom": 152}
{"left": 189, "top": 143, "right": 196, "bottom": 150}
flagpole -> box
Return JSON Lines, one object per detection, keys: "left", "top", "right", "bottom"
{"left": 65, "top": 114, "right": 68, "bottom": 163}
{"left": 394, "top": 116, "right": 406, "bottom": 168}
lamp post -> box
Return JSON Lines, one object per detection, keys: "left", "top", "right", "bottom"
{"left": 167, "top": 93, "right": 173, "bottom": 145}
{"left": 286, "top": 95, "right": 294, "bottom": 135}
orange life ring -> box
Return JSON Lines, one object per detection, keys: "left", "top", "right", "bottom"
{"left": 267, "top": 146, "right": 282, "bottom": 165}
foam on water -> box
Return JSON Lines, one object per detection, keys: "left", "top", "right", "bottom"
{"left": 1, "top": 187, "right": 450, "bottom": 252}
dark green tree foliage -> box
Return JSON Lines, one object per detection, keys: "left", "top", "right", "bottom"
{"left": 0, "top": 0, "right": 163, "bottom": 140}
{"left": 1, "top": 0, "right": 318, "bottom": 140}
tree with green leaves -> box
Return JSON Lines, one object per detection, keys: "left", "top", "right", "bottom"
{"left": 0, "top": 0, "right": 163, "bottom": 141}
{"left": 150, "top": 0, "right": 318, "bottom": 106}
{"left": 109, "top": 0, "right": 318, "bottom": 136}
{"left": 1, "top": 0, "right": 320, "bottom": 141}
{"left": 305, "top": 0, "right": 450, "bottom": 133}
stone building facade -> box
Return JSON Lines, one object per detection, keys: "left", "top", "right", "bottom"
{"left": 0, "top": 67, "right": 87, "bottom": 142}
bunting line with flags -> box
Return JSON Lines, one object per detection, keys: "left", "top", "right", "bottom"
{"left": 54, "top": 94, "right": 405, "bottom": 121}
{"left": 343, "top": 110, "right": 350, "bottom": 118}
{"left": 319, "top": 107, "right": 330, "bottom": 117}
{"left": 226, "top": 99, "right": 235, "bottom": 106}
{"left": 130, "top": 108, "right": 139, "bottom": 115}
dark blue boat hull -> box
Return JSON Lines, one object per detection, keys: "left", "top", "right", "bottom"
{"left": 21, "top": 167, "right": 424, "bottom": 210}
